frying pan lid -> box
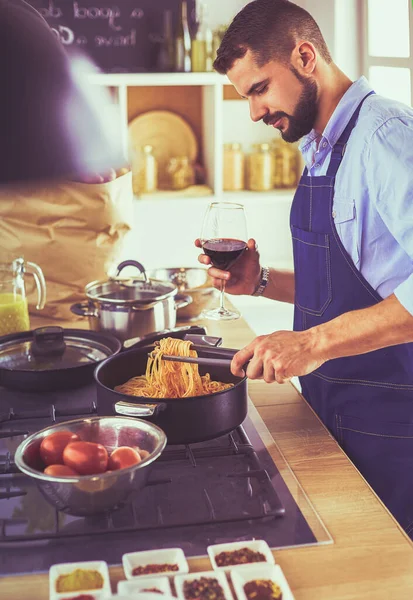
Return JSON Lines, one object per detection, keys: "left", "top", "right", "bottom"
{"left": 0, "top": 326, "right": 121, "bottom": 372}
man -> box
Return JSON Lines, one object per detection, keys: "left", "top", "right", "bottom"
{"left": 197, "top": 0, "right": 413, "bottom": 537}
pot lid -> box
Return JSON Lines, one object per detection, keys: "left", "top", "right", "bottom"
{"left": 86, "top": 278, "right": 176, "bottom": 305}
{"left": 0, "top": 326, "right": 120, "bottom": 372}
{"left": 86, "top": 261, "right": 177, "bottom": 306}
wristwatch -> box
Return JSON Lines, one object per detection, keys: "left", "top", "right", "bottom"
{"left": 252, "top": 266, "right": 270, "bottom": 297}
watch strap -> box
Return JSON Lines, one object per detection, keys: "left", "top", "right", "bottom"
{"left": 252, "top": 266, "right": 270, "bottom": 297}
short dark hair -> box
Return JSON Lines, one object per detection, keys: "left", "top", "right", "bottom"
{"left": 214, "top": 0, "right": 332, "bottom": 74}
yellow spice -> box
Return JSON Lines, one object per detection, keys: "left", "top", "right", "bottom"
{"left": 55, "top": 568, "right": 104, "bottom": 593}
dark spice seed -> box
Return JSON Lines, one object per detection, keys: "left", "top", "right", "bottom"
{"left": 215, "top": 548, "right": 266, "bottom": 567}
{"left": 244, "top": 579, "right": 282, "bottom": 600}
{"left": 132, "top": 563, "right": 179, "bottom": 576}
{"left": 183, "top": 577, "right": 226, "bottom": 600}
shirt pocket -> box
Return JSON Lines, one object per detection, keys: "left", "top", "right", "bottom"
{"left": 291, "top": 225, "right": 332, "bottom": 316}
{"left": 332, "top": 199, "right": 360, "bottom": 268}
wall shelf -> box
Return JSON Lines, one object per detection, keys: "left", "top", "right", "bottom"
{"left": 90, "top": 70, "right": 295, "bottom": 270}
{"left": 89, "top": 72, "right": 228, "bottom": 87}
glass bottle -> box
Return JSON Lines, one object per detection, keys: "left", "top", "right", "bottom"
{"left": 132, "top": 145, "right": 158, "bottom": 195}
{"left": 192, "top": 2, "right": 213, "bottom": 72}
{"left": 175, "top": 0, "right": 192, "bottom": 73}
{"left": 158, "top": 10, "right": 174, "bottom": 72}
{"left": 247, "top": 143, "right": 274, "bottom": 191}
{"left": 223, "top": 143, "right": 245, "bottom": 191}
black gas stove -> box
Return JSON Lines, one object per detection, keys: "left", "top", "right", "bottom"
{"left": 0, "top": 383, "right": 319, "bottom": 577}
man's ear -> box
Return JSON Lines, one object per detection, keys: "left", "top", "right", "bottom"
{"left": 291, "top": 41, "right": 317, "bottom": 76}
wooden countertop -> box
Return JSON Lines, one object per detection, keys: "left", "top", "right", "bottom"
{"left": 2, "top": 312, "right": 413, "bottom": 599}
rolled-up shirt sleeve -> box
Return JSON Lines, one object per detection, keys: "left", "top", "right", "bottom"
{"left": 366, "top": 115, "right": 413, "bottom": 315}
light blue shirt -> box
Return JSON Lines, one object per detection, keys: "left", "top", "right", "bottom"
{"left": 299, "top": 76, "right": 413, "bottom": 315}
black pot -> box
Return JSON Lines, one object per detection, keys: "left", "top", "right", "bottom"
{"left": 94, "top": 346, "right": 248, "bottom": 445}
{"left": 0, "top": 326, "right": 122, "bottom": 392}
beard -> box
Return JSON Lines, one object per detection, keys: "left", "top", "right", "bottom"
{"left": 263, "top": 67, "right": 318, "bottom": 143}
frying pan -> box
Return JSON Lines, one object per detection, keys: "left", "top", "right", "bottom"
{"left": 0, "top": 325, "right": 208, "bottom": 393}
{"left": 94, "top": 344, "right": 248, "bottom": 445}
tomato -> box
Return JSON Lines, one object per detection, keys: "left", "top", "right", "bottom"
{"left": 44, "top": 464, "right": 79, "bottom": 477}
{"left": 63, "top": 441, "right": 108, "bottom": 475}
{"left": 40, "top": 431, "right": 80, "bottom": 466}
{"left": 108, "top": 446, "right": 142, "bottom": 471}
{"left": 133, "top": 446, "right": 150, "bottom": 460}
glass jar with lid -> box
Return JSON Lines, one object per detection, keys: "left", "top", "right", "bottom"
{"left": 247, "top": 143, "right": 274, "bottom": 191}
{"left": 223, "top": 143, "right": 245, "bottom": 191}
{"left": 132, "top": 145, "right": 158, "bottom": 195}
{"left": 272, "top": 139, "right": 299, "bottom": 189}
{"left": 168, "top": 156, "right": 195, "bottom": 190}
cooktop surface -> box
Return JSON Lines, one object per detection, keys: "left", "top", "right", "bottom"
{"left": 0, "top": 383, "right": 331, "bottom": 576}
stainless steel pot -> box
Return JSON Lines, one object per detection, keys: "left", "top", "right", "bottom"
{"left": 71, "top": 261, "right": 192, "bottom": 342}
{"left": 147, "top": 267, "right": 219, "bottom": 321}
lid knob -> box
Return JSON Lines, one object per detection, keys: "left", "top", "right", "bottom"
{"left": 31, "top": 327, "right": 66, "bottom": 358}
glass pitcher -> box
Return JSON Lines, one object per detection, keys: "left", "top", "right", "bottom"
{"left": 0, "top": 258, "right": 46, "bottom": 336}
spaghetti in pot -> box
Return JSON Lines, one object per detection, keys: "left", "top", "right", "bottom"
{"left": 115, "top": 337, "right": 233, "bottom": 398}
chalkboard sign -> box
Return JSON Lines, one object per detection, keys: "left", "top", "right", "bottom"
{"left": 27, "top": 0, "right": 197, "bottom": 73}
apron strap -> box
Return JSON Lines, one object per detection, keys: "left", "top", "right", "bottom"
{"left": 326, "top": 90, "right": 375, "bottom": 177}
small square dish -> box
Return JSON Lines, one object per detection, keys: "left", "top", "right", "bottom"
{"left": 207, "top": 540, "right": 274, "bottom": 572}
{"left": 122, "top": 548, "right": 189, "bottom": 580}
{"left": 49, "top": 560, "right": 111, "bottom": 599}
{"left": 53, "top": 592, "right": 107, "bottom": 600}
{"left": 118, "top": 576, "right": 172, "bottom": 595}
{"left": 231, "top": 563, "right": 295, "bottom": 600}
{"left": 174, "top": 570, "right": 233, "bottom": 600}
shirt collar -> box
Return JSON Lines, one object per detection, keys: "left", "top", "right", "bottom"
{"left": 299, "top": 76, "right": 373, "bottom": 153}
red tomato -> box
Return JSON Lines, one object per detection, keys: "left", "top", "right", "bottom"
{"left": 44, "top": 464, "right": 79, "bottom": 477}
{"left": 63, "top": 441, "right": 108, "bottom": 475}
{"left": 133, "top": 446, "right": 150, "bottom": 460}
{"left": 40, "top": 431, "right": 80, "bottom": 466}
{"left": 108, "top": 446, "right": 142, "bottom": 471}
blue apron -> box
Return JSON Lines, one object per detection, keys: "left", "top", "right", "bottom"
{"left": 291, "top": 92, "right": 413, "bottom": 537}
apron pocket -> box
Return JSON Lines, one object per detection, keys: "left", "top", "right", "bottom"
{"left": 336, "top": 413, "right": 413, "bottom": 532}
{"left": 332, "top": 199, "right": 360, "bottom": 268}
{"left": 291, "top": 225, "right": 332, "bottom": 316}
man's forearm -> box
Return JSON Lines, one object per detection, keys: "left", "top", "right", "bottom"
{"left": 315, "top": 294, "right": 413, "bottom": 361}
{"left": 262, "top": 268, "right": 295, "bottom": 304}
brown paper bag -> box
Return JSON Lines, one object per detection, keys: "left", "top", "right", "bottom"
{"left": 0, "top": 172, "right": 133, "bottom": 321}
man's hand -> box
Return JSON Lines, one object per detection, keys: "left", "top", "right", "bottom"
{"left": 231, "top": 329, "right": 326, "bottom": 383}
{"left": 195, "top": 237, "right": 261, "bottom": 296}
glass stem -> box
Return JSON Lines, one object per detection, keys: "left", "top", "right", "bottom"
{"left": 220, "top": 280, "right": 226, "bottom": 312}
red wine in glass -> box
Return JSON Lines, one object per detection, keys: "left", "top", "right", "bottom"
{"left": 202, "top": 238, "right": 247, "bottom": 270}
{"left": 200, "top": 202, "right": 248, "bottom": 321}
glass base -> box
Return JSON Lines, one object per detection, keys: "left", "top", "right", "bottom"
{"left": 201, "top": 306, "right": 241, "bottom": 321}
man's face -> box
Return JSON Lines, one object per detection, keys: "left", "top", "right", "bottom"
{"left": 227, "top": 50, "right": 318, "bottom": 143}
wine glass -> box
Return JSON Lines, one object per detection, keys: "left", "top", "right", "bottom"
{"left": 200, "top": 201, "right": 248, "bottom": 320}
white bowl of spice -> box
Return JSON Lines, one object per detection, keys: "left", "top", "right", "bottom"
{"left": 207, "top": 540, "right": 274, "bottom": 572}
{"left": 231, "top": 563, "right": 295, "bottom": 600}
{"left": 118, "top": 576, "right": 172, "bottom": 595}
{"left": 174, "top": 570, "right": 233, "bottom": 600}
{"left": 122, "top": 548, "right": 189, "bottom": 580}
{"left": 49, "top": 560, "right": 111, "bottom": 599}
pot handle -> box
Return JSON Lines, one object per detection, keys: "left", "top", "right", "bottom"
{"left": 116, "top": 260, "right": 147, "bottom": 282}
{"left": 175, "top": 294, "right": 192, "bottom": 310}
{"left": 115, "top": 401, "right": 163, "bottom": 417}
{"left": 70, "top": 302, "right": 97, "bottom": 318}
